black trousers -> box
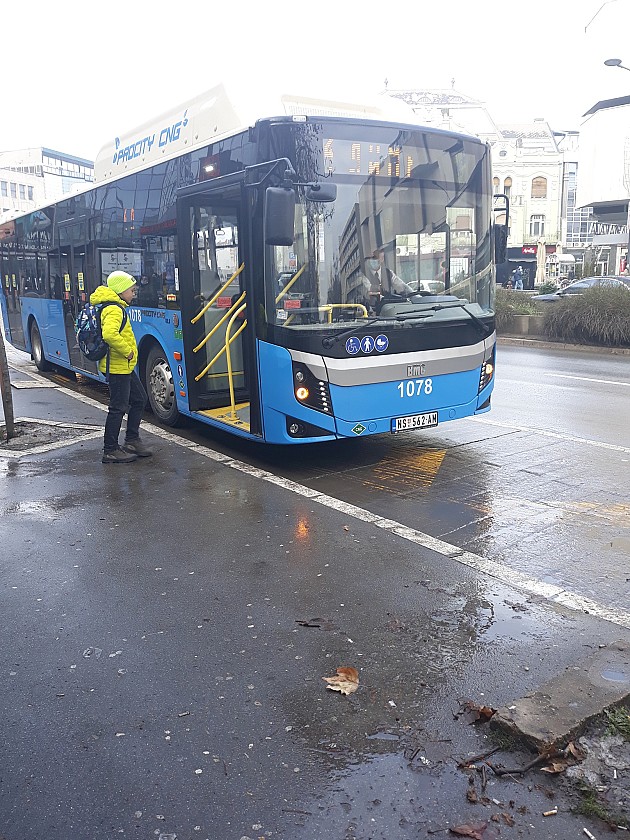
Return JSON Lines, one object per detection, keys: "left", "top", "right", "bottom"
{"left": 103, "top": 371, "right": 148, "bottom": 452}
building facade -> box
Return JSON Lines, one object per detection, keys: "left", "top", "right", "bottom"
{"left": 578, "top": 96, "right": 630, "bottom": 275}
{"left": 0, "top": 147, "right": 94, "bottom": 222}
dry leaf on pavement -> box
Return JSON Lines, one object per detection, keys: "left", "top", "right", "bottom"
{"left": 449, "top": 822, "right": 487, "bottom": 839}
{"left": 322, "top": 666, "right": 359, "bottom": 695}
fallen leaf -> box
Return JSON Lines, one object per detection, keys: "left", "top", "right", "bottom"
{"left": 449, "top": 823, "right": 487, "bottom": 839}
{"left": 322, "top": 666, "right": 359, "bottom": 695}
{"left": 566, "top": 741, "right": 585, "bottom": 760}
{"left": 540, "top": 760, "right": 570, "bottom": 774}
{"left": 459, "top": 700, "right": 496, "bottom": 724}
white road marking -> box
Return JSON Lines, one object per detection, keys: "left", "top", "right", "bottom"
{"left": 6, "top": 353, "right": 630, "bottom": 630}
{"left": 470, "top": 416, "right": 630, "bottom": 455}
{"left": 543, "top": 373, "right": 630, "bottom": 387}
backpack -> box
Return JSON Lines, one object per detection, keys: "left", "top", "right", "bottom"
{"left": 75, "top": 302, "right": 128, "bottom": 361}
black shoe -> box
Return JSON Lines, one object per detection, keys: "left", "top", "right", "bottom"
{"left": 102, "top": 448, "right": 138, "bottom": 464}
{"left": 122, "top": 438, "right": 153, "bottom": 457}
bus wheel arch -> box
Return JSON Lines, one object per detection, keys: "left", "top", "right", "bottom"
{"left": 143, "top": 340, "right": 180, "bottom": 426}
{"left": 29, "top": 318, "right": 53, "bottom": 371}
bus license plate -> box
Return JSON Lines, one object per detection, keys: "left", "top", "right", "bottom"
{"left": 391, "top": 411, "right": 439, "bottom": 433}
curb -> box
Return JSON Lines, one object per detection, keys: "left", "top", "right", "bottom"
{"left": 497, "top": 336, "right": 630, "bottom": 356}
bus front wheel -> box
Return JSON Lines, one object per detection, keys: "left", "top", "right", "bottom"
{"left": 145, "top": 345, "right": 179, "bottom": 426}
{"left": 30, "top": 322, "right": 53, "bottom": 371}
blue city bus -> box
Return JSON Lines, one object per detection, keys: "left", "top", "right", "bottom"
{"left": 0, "top": 86, "right": 505, "bottom": 444}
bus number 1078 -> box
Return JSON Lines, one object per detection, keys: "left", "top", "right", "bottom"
{"left": 397, "top": 379, "right": 433, "bottom": 398}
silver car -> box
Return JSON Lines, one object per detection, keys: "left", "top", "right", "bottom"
{"left": 532, "top": 275, "right": 630, "bottom": 302}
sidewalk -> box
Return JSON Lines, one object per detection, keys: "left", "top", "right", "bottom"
{"left": 498, "top": 335, "right": 630, "bottom": 355}
{"left": 1, "top": 354, "right": 629, "bottom": 839}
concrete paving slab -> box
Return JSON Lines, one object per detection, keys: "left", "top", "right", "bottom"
{"left": 493, "top": 640, "right": 630, "bottom": 750}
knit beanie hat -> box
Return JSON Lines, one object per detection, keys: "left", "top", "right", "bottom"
{"left": 107, "top": 270, "right": 137, "bottom": 295}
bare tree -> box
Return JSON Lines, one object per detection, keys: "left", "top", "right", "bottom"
{"left": 0, "top": 321, "right": 15, "bottom": 441}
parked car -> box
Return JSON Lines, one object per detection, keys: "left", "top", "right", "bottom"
{"left": 532, "top": 276, "right": 630, "bottom": 302}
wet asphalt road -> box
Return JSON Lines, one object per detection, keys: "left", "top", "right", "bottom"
{"left": 1, "top": 341, "right": 629, "bottom": 839}
{"left": 60, "top": 341, "right": 627, "bottom": 619}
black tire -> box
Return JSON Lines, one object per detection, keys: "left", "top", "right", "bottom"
{"left": 30, "top": 321, "right": 53, "bottom": 371}
{"left": 145, "top": 344, "right": 180, "bottom": 426}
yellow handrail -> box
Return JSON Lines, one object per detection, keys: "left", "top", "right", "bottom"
{"left": 275, "top": 264, "right": 306, "bottom": 304}
{"left": 225, "top": 303, "right": 247, "bottom": 418}
{"left": 284, "top": 302, "right": 368, "bottom": 326}
{"left": 194, "top": 320, "right": 247, "bottom": 382}
{"left": 192, "top": 291, "right": 246, "bottom": 353}
{"left": 191, "top": 263, "right": 245, "bottom": 324}
{"left": 325, "top": 303, "right": 368, "bottom": 322}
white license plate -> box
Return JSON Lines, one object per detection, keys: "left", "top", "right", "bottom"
{"left": 391, "top": 411, "right": 439, "bottom": 433}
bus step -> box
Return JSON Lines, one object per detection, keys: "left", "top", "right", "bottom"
{"left": 196, "top": 402, "right": 251, "bottom": 432}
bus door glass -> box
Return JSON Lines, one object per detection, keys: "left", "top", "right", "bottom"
{"left": 182, "top": 200, "right": 248, "bottom": 408}
{"left": 0, "top": 225, "right": 25, "bottom": 348}
{"left": 9, "top": 251, "right": 26, "bottom": 348}
{"left": 58, "top": 222, "right": 89, "bottom": 369}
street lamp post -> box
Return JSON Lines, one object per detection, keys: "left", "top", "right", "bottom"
{"left": 604, "top": 57, "right": 630, "bottom": 71}
{"left": 603, "top": 58, "right": 630, "bottom": 273}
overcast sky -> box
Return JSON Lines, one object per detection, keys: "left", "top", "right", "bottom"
{"left": 2, "top": 0, "right": 630, "bottom": 161}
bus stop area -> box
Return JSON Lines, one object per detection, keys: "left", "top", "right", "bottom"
{"left": 1, "top": 357, "right": 630, "bottom": 840}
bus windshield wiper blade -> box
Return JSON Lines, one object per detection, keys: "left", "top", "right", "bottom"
{"left": 404, "top": 302, "right": 493, "bottom": 337}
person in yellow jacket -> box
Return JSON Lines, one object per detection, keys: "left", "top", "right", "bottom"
{"left": 90, "top": 271, "right": 153, "bottom": 464}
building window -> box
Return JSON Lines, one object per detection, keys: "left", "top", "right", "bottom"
{"left": 10, "top": 183, "right": 16, "bottom": 198}
{"left": 503, "top": 177, "right": 512, "bottom": 200}
{"left": 492, "top": 176, "right": 500, "bottom": 194}
{"left": 0, "top": 181, "right": 7, "bottom": 197}
{"left": 27, "top": 186, "right": 34, "bottom": 200}
{"left": 530, "top": 214, "right": 545, "bottom": 237}
{"left": 531, "top": 176, "right": 547, "bottom": 198}
{"left": 19, "top": 184, "right": 26, "bottom": 200}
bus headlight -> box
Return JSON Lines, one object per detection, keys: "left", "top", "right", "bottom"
{"left": 478, "top": 350, "right": 495, "bottom": 392}
{"left": 292, "top": 362, "right": 332, "bottom": 413}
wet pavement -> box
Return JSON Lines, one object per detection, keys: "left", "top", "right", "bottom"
{"left": 1, "top": 343, "right": 629, "bottom": 839}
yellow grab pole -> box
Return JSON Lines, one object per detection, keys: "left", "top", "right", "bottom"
{"left": 275, "top": 264, "right": 306, "bottom": 304}
{"left": 192, "top": 292, "right": 246, "bottom": 353}
{"left": 191, "top": 263, "right": 245, "bottom": 324}
{"left": 225, "top": 304, "right": 247, "bottom": 419}
{"left": 194, "top": 320, "right": 247, "bottom": 382}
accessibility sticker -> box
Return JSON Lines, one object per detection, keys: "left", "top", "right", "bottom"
{"left": 360, "top": 335, "right": 375, "bottom": 354}
{"left": 345, "top": 337, "right": 361, "bottom": 355}
{"left": 375, "top": 334, "right": 389, "bottom": 352}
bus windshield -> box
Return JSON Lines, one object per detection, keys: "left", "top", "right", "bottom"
{"left": 266, "top": 122, "right": 494, "bottom": 331}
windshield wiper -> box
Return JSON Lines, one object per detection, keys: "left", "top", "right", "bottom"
{"left": 320, "top": 301, "right": 491, "bottom": 349}
{"left": 407, "top": 301, "right": 493, "bottom": 337}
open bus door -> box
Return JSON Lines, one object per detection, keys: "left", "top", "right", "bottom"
{"left": 177, "top": 177, "right": 261, "bottom": 437}
{"left": 0, "top": 222, "right": 26, "bottom": 349}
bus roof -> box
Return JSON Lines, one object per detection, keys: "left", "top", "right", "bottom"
{"left": 94, "top": 83, "right": 418, "bottom": 183}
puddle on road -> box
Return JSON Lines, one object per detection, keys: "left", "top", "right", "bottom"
{"left": 601, "top": 668, "right": 630, "bottom": 683}
{"left": 1, "top": 494, "right": 85, "bottom": 521}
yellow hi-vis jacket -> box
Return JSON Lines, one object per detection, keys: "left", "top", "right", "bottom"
{"left": 89, "top": 285, "right": 138, "bottom": 374}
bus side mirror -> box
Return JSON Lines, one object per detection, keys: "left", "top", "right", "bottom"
{"left": 305, "top": 182, "right": 337, "bottom": 202}
{"left": 494, "top": 224, "right": 508, "bottom": 265}
{"left": 264, "top": 187, "right": 295, "bottom": 246}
